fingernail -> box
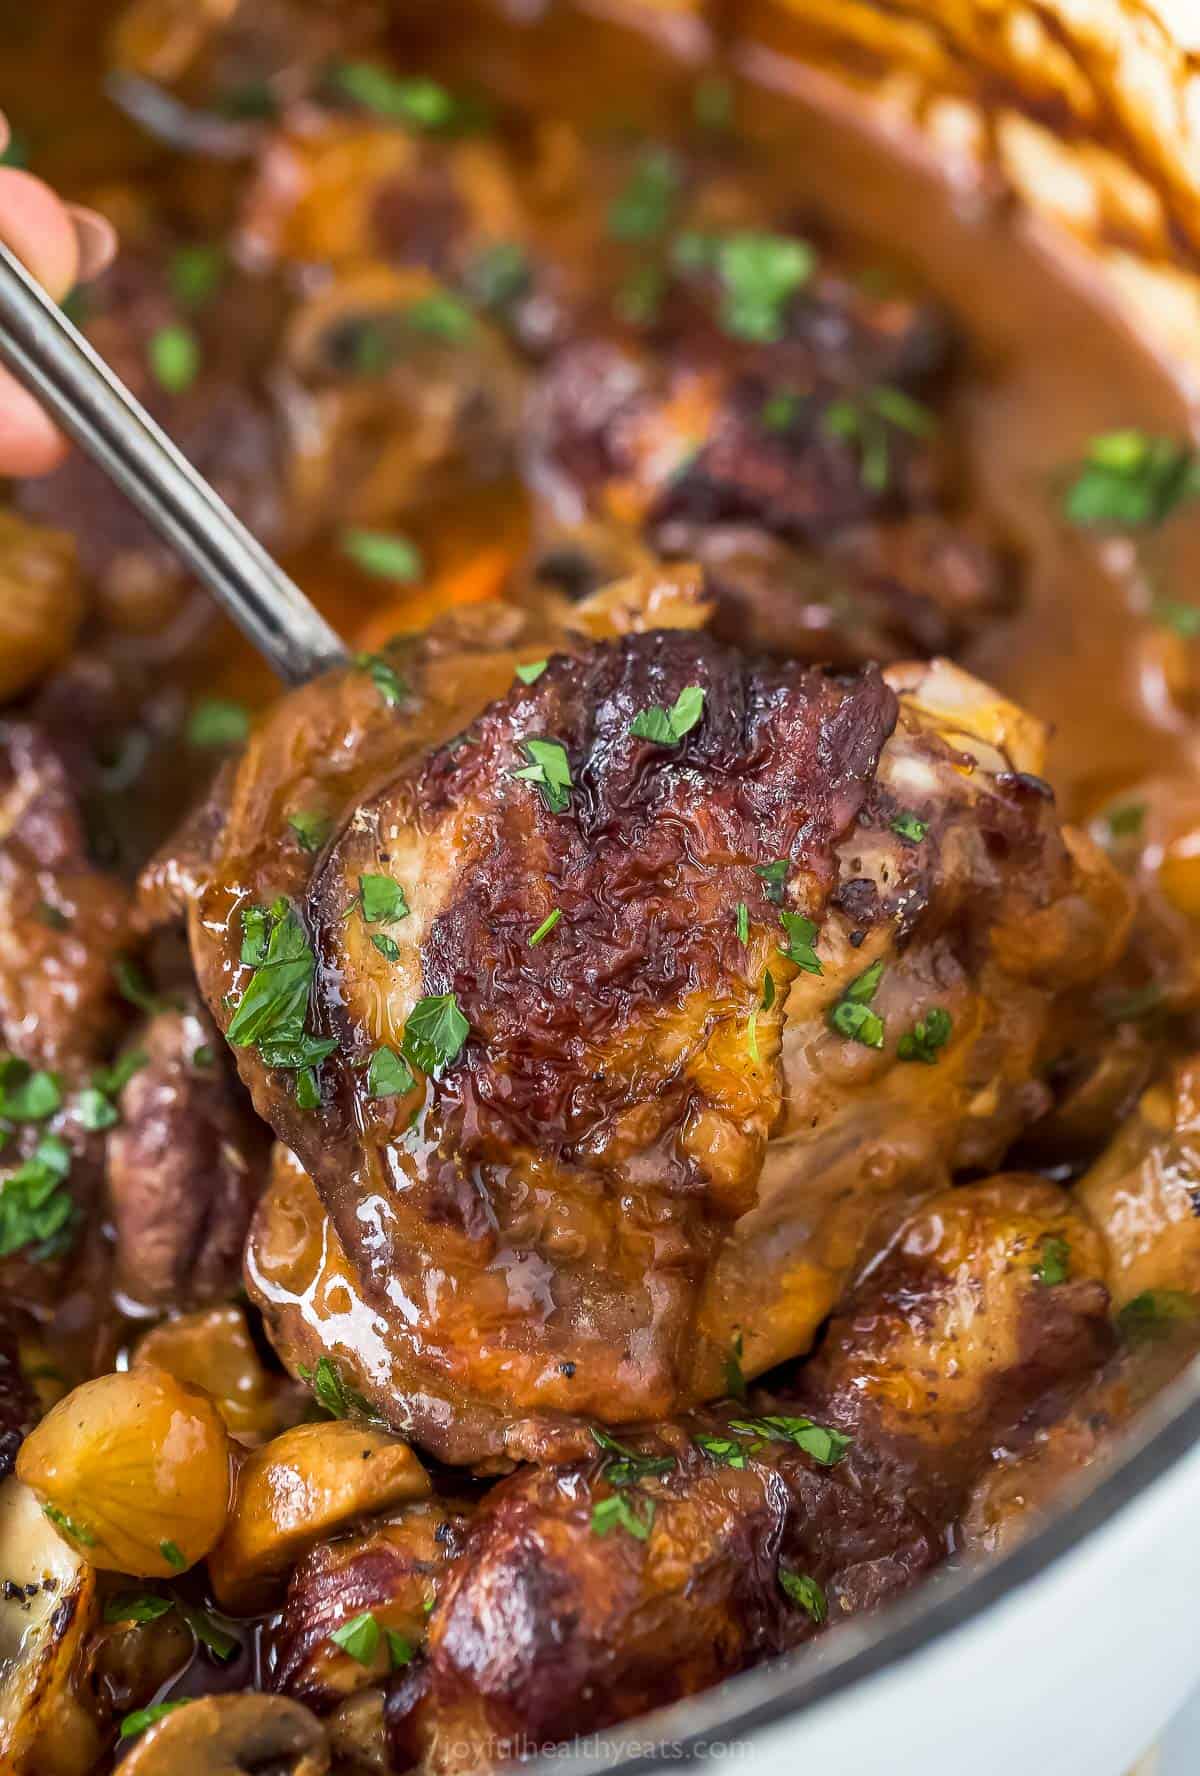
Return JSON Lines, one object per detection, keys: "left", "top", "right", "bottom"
{"left": 67, "top": 205, "right": 117, "bottom": 282}
{"left": 0, "top": 116, "right": 9, "bottom": 157}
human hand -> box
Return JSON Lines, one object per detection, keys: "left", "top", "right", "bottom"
{"left": 0, "top": 114, "right": 117, "bottom": 477}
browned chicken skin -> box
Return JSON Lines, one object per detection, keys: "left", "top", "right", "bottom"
{"left": 381, "top": 1179, "right": 1112, "bottom": 1773}
{"left": 153, "top": 589, "right": 1130, "bottom": 1463}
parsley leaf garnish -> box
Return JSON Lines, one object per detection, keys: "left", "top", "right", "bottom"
{"left": 515, "top": 659, "right": 548, "bottom": 685}
{"left": 716, "top": 232, "right": 814, "bottom": 342}
{"left": 891, "top": 810, "right": 928, "bottom": 843}
{"left": 629, "top": 684, "right": 706, "bottom": 745}
{"left": 328, "top": 64, "right": 468, "bottom": 133}
{"left": 148, "top": 323, "right": 199, "bottom": 394}
{"left": 590, "top": 1492, "right": 656, "bottom": 1540}
{"left": 1033, "top": 1235, "right": 1070, "bottom": 1286}
{"left": 897, "top": 1006, "right": 952, "bottom": 1065}
{"left": 354, "top": 651, "right": 409, "bottom": 707}
{"left": 186, "top": 697, "right": 249, "bottom": 748}
{"left": 591, "top": 1428, "right": 674, "bottom": 1489}
{"left": 43, "top": 1503, "right": 95, "bottom": 1546}
{"left": 76, "top": 1087, "right": 119, "bottom": 1132}
{"left": 402, "top": 993, "right": 470, "bottom": 1075}
{"left": 468, "top": 241, "right": 531, "bottom": 311}
{"left": 827, "top": 959, "right": 885, "bottom": 1048}
{"left": 371, "top": 933, "right": 401, "bottom": 962}
{"left": 735, "top": 902, "right": 750, "bottom": 946}
{"left": 779, "top": 1569, "right": 827, "bottom": 1623}
{"left": 0, "top": 1136, "right": 75, "bottom": 1261}
{"left": 694, "top": 1434, "right": 747, "bottom": 1469}
{"left": 779, "top": 912, "right": 821, "bottom": 975}
{"left": 755, "top": 859, "right": 788, "bottom": 904}
{"left": 178, "top": 1602, "right": 237, "bottom": 1661}
{"left": 298, "top": 1355, "right": 375, "bottom": 1420}
{"left": 512, "top": 737, "right": 573, "bottom": 813}
{"left": 119, "top": 1700, "right": 193, "bottom": 1741}
{"left": 341, "top": 529, "right": 423, "bottom": 582}
{"left": 367, "top": 1045, "right": 416, "bottom": 1098}
{"left": 387, "top": 1629, "right": 416, "bottom": 1668}
{"left": 226, "top": 900, "right": 336, "bottom": 1098}
{"left": 331, "top": 1610, "right": 381, "bottom": 1665}
{"left": 824, "top": 384, "right": 935, "bottom": 493}
{"left": 169, "top": 243, "right": 225, "bottom": 309}
{"left": 359, "top": 875, "right": 410, "bottom": 924}
{"left": 288, "top": 810, "right": 332, "bottom": 853}
{"left": 0, "top": 1056, "right": 61, "bottom": 1123}
{"left": 529, "top": 908, "right": 562, "bottom": 947}
{"left": 724, "top": 1331, "right": 747, "bottom": 1401}
{"left": 1118, "top": 1290, "right": 1197, "bottom": 1343}
{"left": 104, "top": 1592, "right": 173, "bottom": 1625}
{"left": 1064, "top": 431, "right": 1198, "bottom": 529}
{"left": 728, "top": 1415, "right": 851, "bottom": 1466}
{"left": 160, "top": 1540, "right": 187, "bottom": 1571}
{"left": 608, "top": 148, "right": 681, "bottom": 242}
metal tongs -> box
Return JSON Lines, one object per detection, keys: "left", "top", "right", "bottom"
{"left": 0, "top": 239, "right": 347, "bottom": 685}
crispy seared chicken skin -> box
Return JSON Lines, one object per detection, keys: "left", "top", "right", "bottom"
{"left": 150, "top": 589, "right": 1129, "bottom": 1464}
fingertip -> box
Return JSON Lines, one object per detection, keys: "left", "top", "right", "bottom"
{"left": 0, "top": 168, "right": 81, "bottom": 301}
{"left": 0, "top": 372, "right": 69, "bottom": 477}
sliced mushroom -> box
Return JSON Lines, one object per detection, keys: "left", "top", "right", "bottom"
{"left": 208, "top": 1422, "right": 431, "bottom": 1612}
{"left": 0, "top": 1477, "right": 101, "bottom": 1775}
{"left": 119, "top": 1692, "right": 328, "bottom": 1775}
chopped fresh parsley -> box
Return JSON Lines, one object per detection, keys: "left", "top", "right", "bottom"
{"left": 331, "top": 1610, "right": 381, "bottom": 1665}
{"left": 1064, "top": 431, "right": 1198, "bottom": 529}
{"left": 694, "top": 1434, "right": 747, "bottom": 1469}
{"left": 512, "top": 737, "right": 573, "bottom": 814}
{"left": 298, "top": 1355, "right": 375, "bottom": 1420}
{"left": 897, "top": 1006, "right": 952, "bottom": 1065}
{"left": 779, "top": 1568, "right": 827, "bottom": 1623}
{"left": 591, "top": 1428, "right": 674, "bottom": 1489}
{"left": 891, "top": 810, "right": 928, "bottom": 844}
{"left": 528, "top": 908, "right": 562, "bottom": 947}
{"left": 515, "top": 659, "right": 548, "bottom": 685}
{"left": 160, "top": 1540, "right": 187, "bottom": 1571}
{"left": 104, "top": 1592, "right": 173, "bottom": 1625}
{"left": 387, "top": 1629, "right": 416, "bottom": 1668}
{"left": 0, "top": 1136, "right": 75, "bottom": 1261}
{"left": 827, "top": 959, "right": 885, "bottom": 1049}
{"left": 1118, "top": 1290, "right": 1198, "bottom": 1343}
{"left": 328, "top": 63, "right": 468, "bottom": 132}
{"left": 590, "top": 1492, "right": 655, "bottom": 1540}
{"left": 371, "top": 933, "right": 401, "bottom": 962}
{"left": 402, "top": 993, "right": 470, "bottom": 1075}
{"left": 405, "top": 292, "right": 475, "bottom": 341}
{"left": 92, "top": 1050, "right": 148, "bottom": 1097}
{"left": 288, "top": 810, "right": 332, "bottom": 853}
{"left": 735, "top": 902, "right": 750, "bottom": 946}
{"left": 186, "top": 697, "right": 249, "bottom": 748}
{"left": 608, "top": 148, "right": 681, "bottom": 242}
{"left": 747, "top": 972, "right": 776, "bottom": 1065}
{"left": 1152, "top": 598, "right": 1200, "bottom": 639}
{"left": 0, "top": 1057, "right": 61, "bottom": 1123}
{"left": 354, "top": 651, "right": 409, "bottom": 707}
{"left": 728, "top": 1415, "right": 851, "bottom": 1466}
{"left": 716, "top": 232, "right": 814, "bottom": 343}
{"left": 1033, "top": 1236, "right": 1070, "bottom": 1287}
{"left": 177, "top": 1602, "right": 237, "bottom": 1661}
{"left": 367, "top": 1045, "right": 416, "bottom": 1098}
{"left": 629, "top": 684, "right": 706, "bottom": 746}
{"left": 169, "top": 244, "right": 225, "bottom": 309}
{"left": 76, "top": 1087, "right": 119, "bottom": 1132}
{"left": 148, "top": 323, "right": 200, "bottom": 394}
{"left": 113, "top": 957, "right": 160, "bottom": 1012}
{"left": 756, "top": 859, "right": 789, "bottom": 905}
{"left": 824, "top": 385, "right": 935, "bottom": 493}
{"left": 778, "top": 912, "right": 821, "bottom": 975}
{"left": 1104, "top": 802, "right": 1146, "bottom": 841}
{"left": 359, "top": 875, "right": 410, "bottom": 924}
{"left": 468, "top": 241, "right": 531, "bottom": 311}
{"left": 762, "top": 390, "right": 801, "bottom": 432}
{"left": 341, "top": 528, "right": 423, "bottom": 582}
{"left": 119, "top": 1700, "right": 193, "bottom": 1741}
{"left": 43, "top": 1503, "right": 95, "bottom": 1546}
{"left": 226, "top": 899, "right": 337, "bottom": 1099}
{"left": 295, "top": 1067, "right": 321, "bottom": 1111}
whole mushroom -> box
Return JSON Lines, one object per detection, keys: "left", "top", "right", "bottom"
{"left": 119, "top": 1692, "right": 329, "bottom": 1775}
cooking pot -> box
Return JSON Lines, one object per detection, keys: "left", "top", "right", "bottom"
{"left": 401, "top": 4, "right": 1200, "bottom": 1770}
